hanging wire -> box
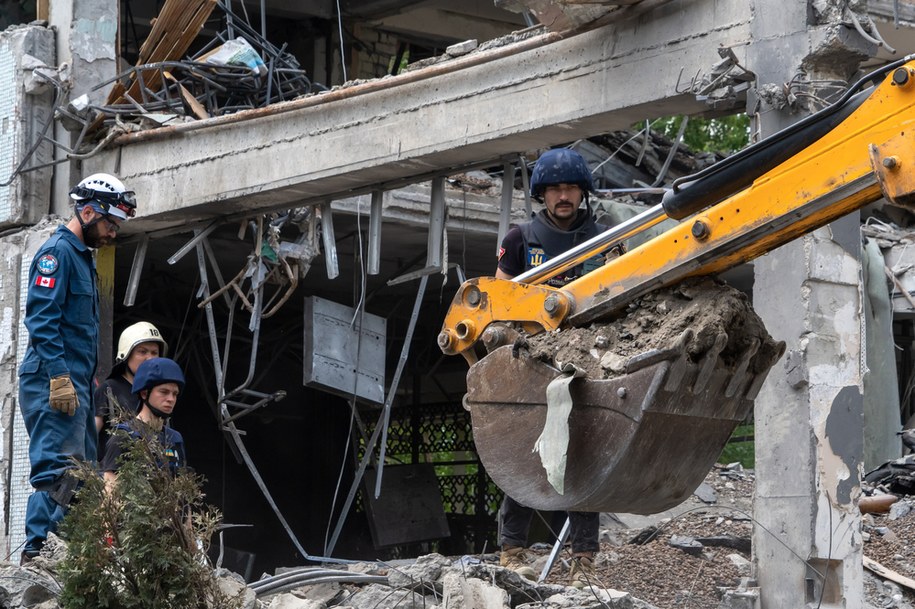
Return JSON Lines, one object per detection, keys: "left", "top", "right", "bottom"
{"left": 335, "top": 0, "right": 348, "bottom": 83}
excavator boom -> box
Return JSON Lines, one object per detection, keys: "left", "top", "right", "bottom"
{"left": 439, "top": 59, "right": 915, "bottom": 514}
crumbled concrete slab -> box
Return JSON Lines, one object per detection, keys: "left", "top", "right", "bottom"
{"left": 445, "top": 40, "right": 478, "bottom": 57}
{"left": 266, "top": 594, "right": 327, "bottom": 609}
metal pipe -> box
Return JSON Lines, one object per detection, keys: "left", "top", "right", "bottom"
{"left": 321, "top": 202, "right": 339, "bottom": 279}
{"left": 374, "top": 275, "right": 428, "bottom": 499}
{"left": 427, "top": 178, "right": 445, "bottom": 269}
{"left": 539, "top": 517, "right": 571, "bottom": 582}
{"left": 519, "top": 154, "right": 532, "bottom": 218}
{"left": 497, "top": 161, "right": 514, "bottom": 256}
{"left": 513, "top": 204, "right": 669, "bottom": 285}
{"left": 168, "top": 221, "right": 220, "bottom": 265}
{"left": 201, "top": 235, "right": 234, "bottom": 309}
{"left": 368, "top": 190, "right": 383, "bottom": 275}
{"left": 252, "top": 574, "right": 388, "bottom": 596}
{"left": 123, "top": 234, "right": 148, "bottom": 306}
{"left": 195, "top": 238, "right": 224, "bottom": 394}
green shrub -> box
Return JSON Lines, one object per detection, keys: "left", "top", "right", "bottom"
{"left": 58, "top": 428, "right": 240, "bottom": 609}
{"left": 718, "top": 424, "right": 755, "bottom": 469}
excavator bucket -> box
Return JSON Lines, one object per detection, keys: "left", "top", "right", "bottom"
{"left": 464, "top": 279, "right": 785, "bottom": 514}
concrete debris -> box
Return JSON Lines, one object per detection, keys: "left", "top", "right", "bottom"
{"left": 693, "top": 481, "right": 718, "bottom": 504}
{"left": 716, "top": 578, "right": 759, "bottom": 609}
{"left": 386, "top": 552, "right": 451, "bottom": 590}
{"left": 891, "top": 500, "right": 914, "bottom": 521}
{"left": 401, "top": 27, "right": 545, "bottom": 73}
{"left": 266, "top": 595, "right": 327, "bottom": 609}
{"left": 694, "top": 536, "right": 752, "bottom": 554}
{"left": 0, "top": 546, "right": 664, "bottom": 609}
{"left": 525, "top": 277, "right": 781, "bottom": 380}
{"left": 441, "top": 571, "right": 509, "bottom": 609}
{"left": 668, "top": 535, "right": 703, "bottom": 556}
{"left": 865, "top": 454, "right": 915, "bottom": 496}
{"left": 445, "top": 39, "right": 479, "bottom": 57}
{"left": 726, "top": 553, "right": 751, "bottom": 576}
{"left": 217, "top": 569, "right": 259, "bottom": 609}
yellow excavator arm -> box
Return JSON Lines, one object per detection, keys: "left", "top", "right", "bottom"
{"left": 438, "top": 58, "right": 915, "bottom": 515}
{"left": 440, "top": 59, "right": 915, "bottom": 358}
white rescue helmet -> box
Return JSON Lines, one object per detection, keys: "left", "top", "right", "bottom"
{"left": 69, "top": 173, "right": 137, "bottom": 221}
{"left": 115, "top": 321, "right": 168, "bottom": 367}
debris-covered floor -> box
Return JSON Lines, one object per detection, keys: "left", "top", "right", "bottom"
{"left": 6, "top": 465, "right": 915, "bottom": 608}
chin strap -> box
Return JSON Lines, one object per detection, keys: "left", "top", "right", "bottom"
{"left": 77, "top": 203, "right": 107, "bottom": 233}
{"left": 139, "top": 396, "right": 170, "bottom": 423}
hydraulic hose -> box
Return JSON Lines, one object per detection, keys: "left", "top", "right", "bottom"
{"left": 662, "top": 55, "right": 913, "bottom": 220}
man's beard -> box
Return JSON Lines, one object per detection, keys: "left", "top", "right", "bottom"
{"left": 83, "top": 222, "right": 112, "bottom": 248}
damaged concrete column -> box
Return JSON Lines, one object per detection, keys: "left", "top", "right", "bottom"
{"left": 0, "top": 234, "right": 24, "bottom": 557}
{"left": 47, "top": 0, "right": 119, "bottom": 215}
{"left": 749, "top": 2, "right": 874, "bottom": 606}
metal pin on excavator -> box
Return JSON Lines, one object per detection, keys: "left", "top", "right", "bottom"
{"left": 438, "top": 56, "right": 915, "bottom": 515}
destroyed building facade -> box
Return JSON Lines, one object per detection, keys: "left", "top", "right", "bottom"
{"left": 1, "top": 0, "right": 915, "bottom": 606}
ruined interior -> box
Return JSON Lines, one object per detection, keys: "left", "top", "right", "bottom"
{"left": 4, "top": 0, "right": 915, "bottom": 606}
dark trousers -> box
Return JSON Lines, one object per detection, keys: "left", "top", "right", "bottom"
{"left": 499, "top": 495, "right": 599, "bottom": 554}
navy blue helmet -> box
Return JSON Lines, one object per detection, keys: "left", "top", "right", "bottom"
{"left": 529, "top": 148, "right": 595, "bottom": 198}
{"left": 132, "top": 358, "right": 185, "bottom": 395}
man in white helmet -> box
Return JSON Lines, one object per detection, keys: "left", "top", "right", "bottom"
{"left": 94, "top": 321, "right": 168, "bottom": 461}
{"left": 17, "top": 172, "right": 137, "bottom": 563}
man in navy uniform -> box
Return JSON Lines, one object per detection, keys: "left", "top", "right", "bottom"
{"left": 495, "top": 148, "right": 617, "bottom": 588}
{"left": 18, "top": 173, "right": 136, "bottom": 562}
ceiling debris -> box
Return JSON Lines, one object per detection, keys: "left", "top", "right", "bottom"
{"left": 101, "top": 0, "right": 217, "bottom": 118}
{"left": 65, "top": 0, "right": 323, "bottom": 140}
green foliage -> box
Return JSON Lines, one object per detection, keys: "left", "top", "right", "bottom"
{"left": 718, "top": 424, "right": 754, "bottom": 469}
{"left": 58, "top": 427, "right": 240, "bottom": 609}
{"left": 652, "top": 114, "right": 750, "bottom": 155}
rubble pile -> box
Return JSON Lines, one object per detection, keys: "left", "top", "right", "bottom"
{"left": 526, "top": 277, "right": 782, "bottom": 379}
{"left": 861, "top": 455, "right": 915, "bottom": 607}
{"left": 6, "top": 467, "right": 915, "bottom": 608}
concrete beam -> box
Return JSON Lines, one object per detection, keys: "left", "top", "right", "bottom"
{"left": 84, "top": 0, "right": 752, "bottom": 233}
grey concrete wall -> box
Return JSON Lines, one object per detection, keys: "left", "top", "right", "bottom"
{"left": 0, "top": 25, "right": 55, "bottom": 229}
{"left": 48, "top": 0, "right": 119, "bottom": 217}
{"left": 0, "top": 233, "right": 23, "bottom": 556}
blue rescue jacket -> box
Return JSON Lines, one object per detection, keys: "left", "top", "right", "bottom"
{"left": 19, "top": 225, "right": 99, "bottom": 394}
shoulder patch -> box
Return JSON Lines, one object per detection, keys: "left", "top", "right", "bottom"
{"left": 36, "top": 254, "right": 58, "bottom": 275}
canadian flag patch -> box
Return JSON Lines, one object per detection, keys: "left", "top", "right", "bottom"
{"left": 35, "top": 276, "right": 55, "bottom": 289}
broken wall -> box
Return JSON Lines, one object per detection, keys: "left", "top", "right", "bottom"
{"left": 351, "top": 24, "right": 403, "bottom": 79}
{"left": 0, "top": 233, "right": 23, "bottom": 556}
{"left": 0, "top": 25, "right": 55, "bottom": 229}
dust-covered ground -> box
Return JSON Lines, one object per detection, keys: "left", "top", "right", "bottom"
{"left": 505, "top": 466, "right": 915, "bottom": 608}
{"left": 525, "top": 278, "right": 783, "bottom": 379}
{"left": 516, "top": 466, "right": 755, "bottom": 608}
